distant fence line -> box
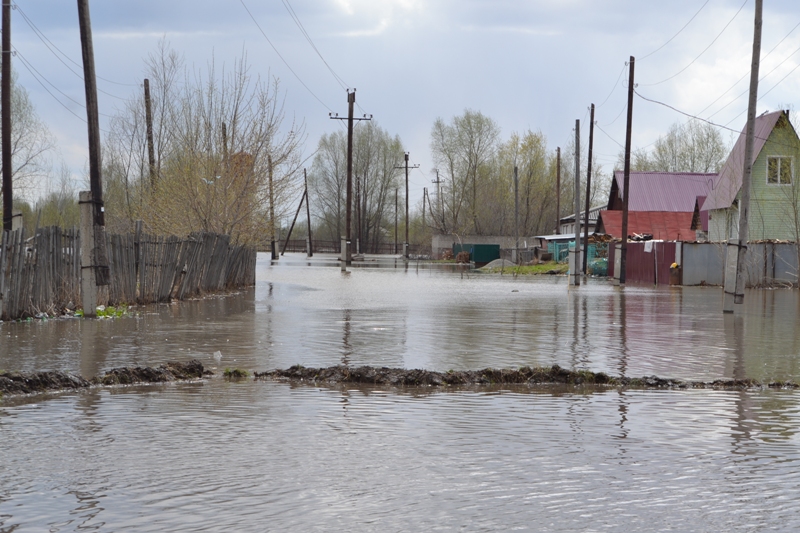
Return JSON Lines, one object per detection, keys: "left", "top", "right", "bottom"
{"left": 270, "top": 238, "right": 431, "bottom": 257}
{"left": 1, "top": 227, "right": 256, "bottom": 321}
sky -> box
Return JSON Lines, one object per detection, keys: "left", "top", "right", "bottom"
{"left": 9, "top": 0, "right": 800, "bottom": 215}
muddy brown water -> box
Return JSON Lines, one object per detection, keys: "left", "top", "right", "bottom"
{"left": 2, "top": 253, "right": 800, "bottom": 531}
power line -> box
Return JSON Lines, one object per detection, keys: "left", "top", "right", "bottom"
{"left": 597, "top": 63, "right": 626, "bottom": 108}
{"left": 280, "top": 0, "right": 348, "bottom": 90}
{"left": 639, "top": 0, "right": 711, "bottom": 61}
{"left": 14, "top": 3, "right": 134, "bottom": 95}
{"left": 639, "top": 0, "right": 748, "bottom": 87}
{"left": 239, "top": 0, "right": 334, "bottom": 113}
{"left": 594, "top": 122, "right": 624, "bottom": 149}
{"left": 708, "top": 41, "right": 800, "bottom": 120}
{"left": 634, "top": 89, "right": 800, "bottom": 152}
{"left": 723, "top": 60, "right": 800, "bottom": 127}
{"left": 698, "top": 19, "right": 800, "bottom": 118}
{"left": 13, "top": 48, "right": 113, "bottom": 118}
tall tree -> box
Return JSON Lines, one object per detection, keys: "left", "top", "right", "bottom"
{"left": 430, "top": 109, "right": 500, "bottom": 235}
{"left": 309, "top": 121, "right": 403, "bottom": 251}
{"left": 620, "top": 119, "right": 727, "bottom": 173}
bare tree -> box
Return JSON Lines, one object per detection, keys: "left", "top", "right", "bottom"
{"left": 103, "top": 43, "right": 304, "bottom": 245}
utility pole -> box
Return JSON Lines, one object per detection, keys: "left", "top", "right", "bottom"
{"left": 144, "top": 78, "right": 156, "bottom": 188}
{"left": 394, "top": 153, "right": 418, "bottom": 259}
{"left": 422, "top": 187, "right": 427, "bottom": 232}
{"left": 77, "top": 0, "right": 109, "bottom": 288}
{"left": 514, "top": 165, "right": 519, "bottom": 264}
{"left": 570, "top": 120, "right": 581, "bottom": 287}
{"left": 330, "top": 89, "right": 371, "bottom": 264}
{"left": 304, "top": 168, "right": 313, "bottom": 257}
{"left": 620, "top": 56, "right": 635, "bottom": 286}
{"left": 724, "top": 0, "right": 762, "bottom": 312}
{"left": 583, "top": 103, "right": 595, "bottom": 275}
{"left": 2, "top": 0, "right": 11, "bottom": 232}
{"left": 432, "top": 169, "right": 443, "bottom": 231}
{"left": 268, "top": 155, "right": 277, "bottom": 260}
{"left": 555, "top": 147, "right": 561, "bottom": 234}
{"left": 394, "top": 188, "right": 398, "bottom": 255}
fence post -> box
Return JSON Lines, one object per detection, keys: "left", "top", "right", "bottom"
{"left": 79, "top": 191, "right": 97, "bottom": 317}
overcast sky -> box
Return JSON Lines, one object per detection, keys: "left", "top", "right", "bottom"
{"left": 10, "top": 0, "right": 800, "bottom": 211}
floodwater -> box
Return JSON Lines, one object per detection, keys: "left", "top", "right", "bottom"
{"left": 2, "top": 253, "right": 800, "bottom": 531}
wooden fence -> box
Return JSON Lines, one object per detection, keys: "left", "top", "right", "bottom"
{"left": 1, "top": 228, "right": 256, "bottom": 320}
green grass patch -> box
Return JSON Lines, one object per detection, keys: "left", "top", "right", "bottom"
{"left": 223, "top": 368, "right": 250, "bottom": 379}
{"left": 480, "top": 262, "right": 569, "bottom": 275}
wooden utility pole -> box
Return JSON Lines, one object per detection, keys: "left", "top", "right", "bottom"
{"left": 555, "top": 147, "right": 561, "bottom": 234}
{"left": 394, "top": 188, "right": 398, "bottom": 255}
{"left": 268, "top": 155, "right": 277, "bottom": 260}
{"left": 620, "top": 56, "right": 635, "bottom": 285}
{"left": 394, "top": 153, "right": 418, "bottom": 259}
{"left": 724, "top": 0, "right": 762, "bottom": 312}
{"left": 281, "top": 190, "right": 306, "bottom": 256}
{"left": 2, "top": 0, "right": 11, "bottom": 232}
{"left": 514, "top": 165, "right": 519, "bottom": 263}
{"left": 583, "top": 103, "right": 595, "bottom": 275}
{"left": 77, "top": 0, "right": 109, "bottom": 286}
{"left": 329, "top": 89, "right": 371, "bottom": 263}
{"left": 144, "top": 78, "right": 156, "bottom": 188}
{"left": 570, "top": 120, "right": 581, "bottom": 286}
{"left": 304, "top": 168, "right": 313, "bottom": 257}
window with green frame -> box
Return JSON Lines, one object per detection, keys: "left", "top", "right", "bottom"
{"left": 767, "top": 156, "right": 793, "bottom": 185}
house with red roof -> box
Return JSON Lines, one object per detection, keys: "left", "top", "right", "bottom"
{"left": 596, "top": 170, "right": 715, "bottom": 241}
{"left": 597, "top": 110, "right": 800, "bottom": 244}
{"left": 702, "top": 110, "right": 800, "bottom": 242}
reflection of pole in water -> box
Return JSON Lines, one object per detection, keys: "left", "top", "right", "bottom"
{"left": 617, "top": 289, "right": 628, "bottom": 377}
{"left": 570, "top": 292, "right": 580, "bottom": 368}
{"left": 342, "top": 309, "right": 352, "bottom": 366}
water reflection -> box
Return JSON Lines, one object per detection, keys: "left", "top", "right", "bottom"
{"left": 1, "top": 254, "right": 800, "bottom": 382}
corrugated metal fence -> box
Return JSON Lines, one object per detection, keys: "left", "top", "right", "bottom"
{"left": 1, "top": 228, "right": 256, "bottom": 320}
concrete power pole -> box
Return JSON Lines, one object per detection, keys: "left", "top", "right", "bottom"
{"left": 304, "top": 168, "right": 313, "bottom": 257}
{"left": 620, "top": 56, "right": 636, "bottom": 286}
{"left": 724, "top": 0, "right": 762, "bottom": 312}
{"left": 394, "top": 188, "right": 398, "bottom": 255}
{"left": 570, "top": 120, "right": 581, "bottom": 286}
{"left": 583, "top": 103, "right": 595, "bottom": 275}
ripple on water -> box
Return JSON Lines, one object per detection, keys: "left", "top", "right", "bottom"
{"left": 3, "top": 381, "right": 800, "bottom": 531}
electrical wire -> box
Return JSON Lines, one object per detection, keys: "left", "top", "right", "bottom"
{"left": 13, "top": 48, "right": 113, "bottom": 118}
{"left": 597, "top": 63, "right": 626, "bottom": 108}
{"left": 722, "top": 60, "right": 800, "bottom": 127}
{"left": 14, "top": 3, "right": 134, "bottom": 96}
{"left": 698, "top": 20, "right": 800, "bottom": 117}
{"left": 639, "top": 0, "right": 748, "bottom": 87}
{"left": 707, "top": 41, "right": 800, "bottom": 120}
{"left": 639, "top": 0, "right": 711, "bottom": 61}
{"left": 281, "top": 0, "right": 348, "bottom": 90}
{"left": 239, "top": 0, "right": 334, "bottom": 113}
{"left": 594, "top": 123, "right": 625, "bottom": 149}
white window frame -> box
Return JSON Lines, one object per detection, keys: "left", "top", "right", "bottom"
{"left": 767, "top": 155, "right": 793, "bottom": 185}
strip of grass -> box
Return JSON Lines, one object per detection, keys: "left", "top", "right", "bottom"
{"left": 480, "top": 262, "right": 569, "bottom": 275}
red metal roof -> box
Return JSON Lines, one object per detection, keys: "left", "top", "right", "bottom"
{"left": 598, "top": 210, "right": 695, "bottom": 241}
{"left": 703, "top": 110, "right": 785, "bottom": 211}
{"left": 610, "top": 171, "right": 715, "bottom": 212}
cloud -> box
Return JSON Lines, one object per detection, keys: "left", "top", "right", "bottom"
{"left": 336, "top": 19, "right": 390, "bottom": 38}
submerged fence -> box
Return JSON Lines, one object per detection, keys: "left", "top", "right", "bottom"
{"left": 1, "top": 228, "right": 256, "bottom": 320}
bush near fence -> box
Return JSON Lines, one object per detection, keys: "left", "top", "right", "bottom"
{"left": 1, "top": 228, "right": 256, "bottom": 321}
